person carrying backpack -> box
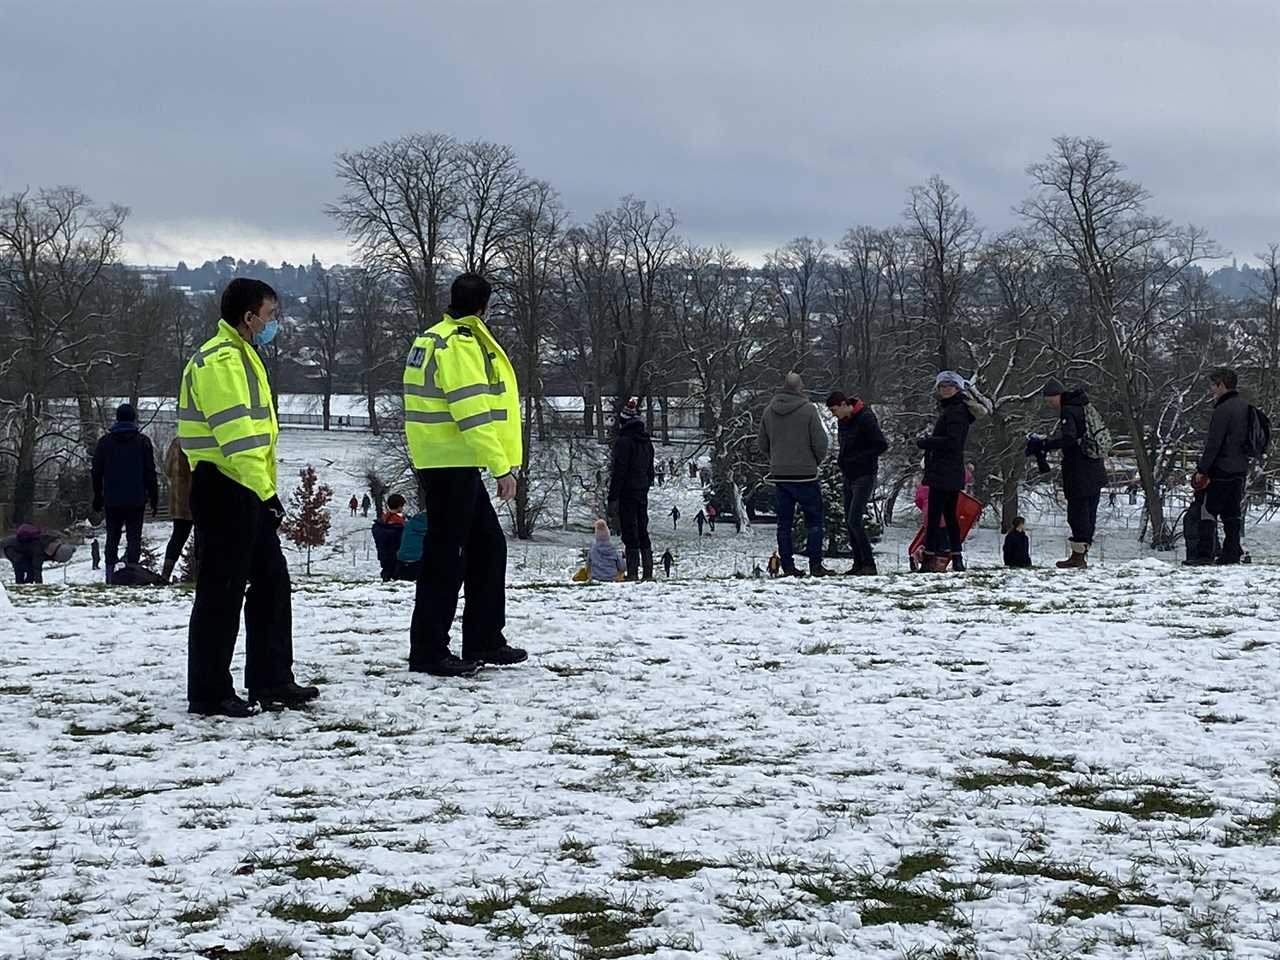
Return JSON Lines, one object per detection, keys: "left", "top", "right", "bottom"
{"left": 1186, "top": 367, "right": 1261, "bottom": 566}
{"left": 1027, "top": 380, "right": 1109, "bottom": 569}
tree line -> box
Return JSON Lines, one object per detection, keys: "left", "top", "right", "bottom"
{"left": 3, "top": 134, "right": 1279, "bottom": 543}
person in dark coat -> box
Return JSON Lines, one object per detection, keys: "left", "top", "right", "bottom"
{"left": 1031, "top": 380, "right": 1109, "bottom": 569}
{"left": 91, "top": 538, "right": 101, "bottom": 571}
{"left": 607, "top": 398, "right": 655, "bottom": 580}
{"left": 826, "top": 390, "right": 889, "bottom": 575}
{"left": 2, "top": 525, "right": 74, "bottom": 584}
{"left": 91, "top": 403, "right": 158, "bottom": 583}
{"left": 661, "top": 548, "right": 674, "bottom": 578}
{"left": 915, "top": 372, "right": 975, "bottom": 571}
{"left": 695, "top": 510, "right": 705, "bottom": 536}
{"left": 1003, "top": 517, "right": 1032, "bottom": 568}
{"left": 361, "top": 493, "right": 371, "bottom": 517}
{"left": 670, "top": 505, "right": 680, "bottom": 530}
{"left": 1187, "top": 367, "right": 1251, "bottom": 565}
{"left": 372, "top": 493, "right": 408, "bottom": 582}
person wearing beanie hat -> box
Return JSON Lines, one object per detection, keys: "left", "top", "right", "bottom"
{"left": 586, "top": 518, "right": 626, "bottom": 581}
{"left": 1032, "top": 378, "right": 1110, "bottom": 569}
{"left": 608, "top": 398, "right": 656, "bottom": 580}
{"left": 91, "top": 402, "right": 159, "bottom": 583}
{"left": 916, "top": 373, "right": 976, "bottom": 571}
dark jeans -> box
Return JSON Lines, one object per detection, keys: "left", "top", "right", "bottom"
{"left": 1199, "top": 475, "right": 1245, "bottom": 561}
{"left": 842, "top": 472, "right": 876, "bottom": 566}
{"left": 410, "top": 468, "right": 506, "bottom": 665}
{"left": 775, "top": 480, "right": 823, "bottom": 570}
{"left": 104, "top": 506, "right": 145, "bottom": 581}
{"left": 925, "top": 488, "right": 963, "bottom": 555}
{"left": 165, "top": 518, "right": 194, "bottom": 564}
{"left": 1066, "top": 493, "right": 1101, "bottom": 545}
{"left": 188, "top": 463, "right": 295, "bottom": 704}
{"left": 618, "top": 492, "right": 651, "bottom": 551}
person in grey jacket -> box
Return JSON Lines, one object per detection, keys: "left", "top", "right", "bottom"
{"left": 758, "top": 371, "right": 833, "bottom": 577}
{"left": 1188, "top": 367, "right": 1250, "bottom": 565}
{"left": 587, "top": 519, "right": 625, "bottom": 581}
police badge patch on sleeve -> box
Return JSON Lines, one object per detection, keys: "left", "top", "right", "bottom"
{"left": 406, "top": 345, "right": 427, "bottom": 368}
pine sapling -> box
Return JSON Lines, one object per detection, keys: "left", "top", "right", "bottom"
{"left": 281, "top": 464, "right": 333, "bottom": 575}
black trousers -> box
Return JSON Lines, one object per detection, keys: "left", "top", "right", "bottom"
{"left": 842, "top": 473, "right": 876, "bottom": 566}
{"left": 166, "top": 519, "right": 194, "bottom": 564}
{"left": 618, "top": 492, "right": 651, "bottom": 551}
{"left": 1199, "top": 475, "right": 1245, "bottom": 561}
{"left": 925, "top": 488, "right": 964, "bottom": 554}
{"left": 1066, "top": 493, "right": 1101, "bottom": 545}
{"left": 188, "top": 463, "right": 294, "bottom": 704}
{"left": 410, "top": 468, "right": 506, "bottom": 665}
{"left": 104, "top": 506, "right": 145, "bottom": 580}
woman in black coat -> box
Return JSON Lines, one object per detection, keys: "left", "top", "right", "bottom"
{"left": 916, "top": 372, "right": 975, "bottom": 570}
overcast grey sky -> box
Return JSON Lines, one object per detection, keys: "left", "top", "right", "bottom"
{"left": 2, "top": 0, "right": 1276, "bottom": 266}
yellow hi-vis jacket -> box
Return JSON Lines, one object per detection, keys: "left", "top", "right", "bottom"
{"left": 403, "top": 313, "right": 522, "bottom": 477}
{"left": 176, "top": 319, "right": 279, "bottom": 501}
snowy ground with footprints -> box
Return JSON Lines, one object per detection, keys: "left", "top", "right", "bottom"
{"left": 3, "top": 430, "right": 1280, "bottom": 959}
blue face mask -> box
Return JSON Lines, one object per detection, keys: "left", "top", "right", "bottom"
{"left": 252, "top": 317, "right": 279, "bottom": 346}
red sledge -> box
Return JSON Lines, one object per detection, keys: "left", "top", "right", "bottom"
{"left": 909, "top": 492, "right": 984, "bottom": 572}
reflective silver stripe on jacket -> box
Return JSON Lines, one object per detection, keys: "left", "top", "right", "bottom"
{"left": 221, "top": 434, "right": 272, "bottom": 455}
{"left": 179, "top": 436, "right": 219, "bottom": 450}
{"left": 456, "top": 409, "right": 509, "bottom": 431}
{"left": 404, "top": 410, "right": 453, "bottom": 424}
{"left": 192, "top": 340, "right": 236, "bottom": 368}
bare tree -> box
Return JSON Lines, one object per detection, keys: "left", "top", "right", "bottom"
{"left": 455, "top": 140, "right": 532, "bottom": 275}
{"left": 328, "top": 133, "right": 460, "bottom": 329}
{"left": 1019, "top": 136, "right": 1220, "bottom": 543}
{"left": 829, "top": 227, "right": 891, "bottom": 395}
{"left": 557, "top": 214, "right": 619, "bottom": 438}
{"left": 303, "top": 268, "right": 346, "bottom": 430}
{"left": 0, "top": 187, "right": 126, "bottom": 523}
{"left": 345, "top": 267, "right": 398, "bottom": 434}
{"left": 906, "top": 175, "right": 981, "bottom": 373}
{"left": 765, "top": 236, "right": 828, "bottom": 373}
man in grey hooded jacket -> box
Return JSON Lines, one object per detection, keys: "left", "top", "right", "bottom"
{"left": 759, "top": 372, "right": 834, "bottom": 577}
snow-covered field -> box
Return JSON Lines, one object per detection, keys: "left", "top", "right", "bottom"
{"left": 4, "top": 432, "right": 1279, "bottom": 959}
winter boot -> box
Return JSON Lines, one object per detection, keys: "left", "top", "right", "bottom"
{"left": 1056, "top": 541, "right": 1088, "bottom": 569}
{"left": 410, "top": 653, "right": 481, "bottom": 677}
{"left": 625, "top": 547, "right": 640, "bottom": 582}
{"left": 854, "top": 560, "right": 879, "bottom": 576}
{"left": 641, "top": 547, "right": 655, "bottom": 581}
{"left": 809, "top": 560, "right": 838, "bottom": 578}
{"left": 922, "top": 552, "right": 949, "bottom": 573}
{"left": 160, "top": 557, "right": 176, "bottom": 584}
{"left": 250, "top": 681, "right": 321, "bottom": 710}
{"left": 1217, "top": 519, "right": 1243, "bottom": 565}
{"left": 950, "top": 553, "right": 966, "bottom": 572}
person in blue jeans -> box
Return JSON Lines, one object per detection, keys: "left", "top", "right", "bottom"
{"left": 758, "top": 372, "right": 834, "bottom": 577}
{"left": 826, "top": 391, "right": 889, "bottom": 575}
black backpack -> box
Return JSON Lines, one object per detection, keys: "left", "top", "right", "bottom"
{"left": 1245, "top": 405, "right": 1271, "bottom": 459}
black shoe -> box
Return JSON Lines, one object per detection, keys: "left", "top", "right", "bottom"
{"left": 466, "top": 645, "right": 528, "bottom": 666}
{"left": 1182, "top": 557, "right": 1215, "bottom": 567}
{"left": 809, "top": 562, "right": 838, "bottom": 578}
{"left": 854, "top": 562, "right": 879, "bottom": 576}
{"left": 782, "top": 567, "right": 806, "bottom": 578}
{"left": 251, "top": 682, "right": 320, "bottom": 709}
{"left": 950, "top": 555, "right": 966, "bottom": 572}
{"left": 410, "top": 653, "right": 481, "bottom": 677}
{"left": 189, "top": 695, "right": 257, "bottom": 718}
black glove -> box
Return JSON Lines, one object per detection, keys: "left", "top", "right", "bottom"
{"left": 266, "top": 495, "right": 285, "bottom": 529}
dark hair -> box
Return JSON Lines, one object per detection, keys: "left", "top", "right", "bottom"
{"left": 386, "top": 493, "right": 405, "bottom": 510}
{"left": 1211, "top": 367, "right": 1238, "bottom": 390}
{"left": 448, "top": 273, "right": 492, "bottom": 317}
{"left": 1013, "top": 516, "right": 1026, "bottom": 527}
{"left": 825, "top": 391, "right": 849, "bottom": 407}
{"left": 221, "top": 278, "right": 277, "bottom": 326}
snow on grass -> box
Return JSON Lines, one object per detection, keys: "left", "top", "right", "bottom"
{"left": 3, "top": 559, "right": 1280, "bottom": 959}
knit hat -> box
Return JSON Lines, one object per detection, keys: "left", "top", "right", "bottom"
{"left": 115, "top": 403, "right": 137, "bottom": 423}
{"left": 1042, "top": 379, "right": 1065, "bottom": 397}
{"left": 934, "top": 371, "right": 967, "bottom": 391}
{"left": 621, "top": 397, "right": 641, "bottom": 420}
{"left": 593, "top": 518, "right": 611, "bottom": 543}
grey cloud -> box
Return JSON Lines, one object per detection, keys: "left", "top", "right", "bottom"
{"left": 1, "top": 0, "right": 1276, "bottom": 264}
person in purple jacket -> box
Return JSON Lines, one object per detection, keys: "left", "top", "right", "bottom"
{"left": 587, "top": 519, "right": 625, "bottom": 582}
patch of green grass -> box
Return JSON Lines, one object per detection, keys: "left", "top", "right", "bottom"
{"left": 1222, "top": 803, "right": 1280, "bottom": 846}
{"left": 531, "top": 893, "right": 615, "bottom": 916}
{"left": 0, "top": 684, "right": 33, "bottom": 695}
{"left": 954, "top": 767, "right": 1065, "bottom": 791}
{"left": 348, "top": 886, "right": 428, "bottom": 914}
{"left": 799, "top": 640, "right": 840, "bottom": 655}
{"left": 978, "top": 855, "right": 1113, "bottom": 888}
{"left": 434, "top": 885, "right": 522, "bottom": 926}
{"left": 890, "top": 851, "right": 950, "bottom": 882}
{"left": 487, "top": 805, "right": 536, "bottom": 829}
{"left": 85, "top": 783, "right": 154, "bottom": 801}
{"left": 558, "top": 835, "right": 596, "bottom": 865}
{"left": 175, "top": 902, "right": 224, "bottom": 924}
{"left": 636, "top": 807, "right": 682, "bottom": 828}
{"left": 285, "top": 857, "right": 357, "bottom": 881}
{"left": 68, "top": 717, "right": 172, "bottom": 737}
{"left": 197, "top": 938, "right": 296, "bottom": 960}
{"left": 858, "top": 881, "right": 962, "bottom": 928}
{"left": 1056, "top": 887, "right": 1165, "bottom": 920}
{"left": 1061, "top": 783, "right": 1216, "bottom": 820}
{"left": 267, "top": 898, "right": 348, "bottom": 923}
{"left": 986, "top": 749, "right": 1075, "bottom": 772}
{"left": 624, "top": 847, "right": 714, "bottom": 880}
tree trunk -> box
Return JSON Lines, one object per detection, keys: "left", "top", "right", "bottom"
{"left": 13, "top": 403, "right": 39, "bottom": 524}
{"left": 323, "top": 389, "right": 332, "bottom": 431}
{"left": 659, "top": 395, "right": 670, "bottom": 444}
{"left": 367, "top": 389, "right": 380, "bottom": 435}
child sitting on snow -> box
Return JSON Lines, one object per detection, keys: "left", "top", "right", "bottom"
{"left": 586, "top": 519, "right": 625, "bottom": 581}
{"left": 1003, "top": 516, "right": 1032, "bottom": 568}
